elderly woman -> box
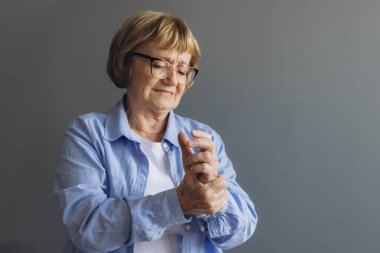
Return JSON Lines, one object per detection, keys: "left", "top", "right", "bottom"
{"left": 54, "top": 10, "right": 257, "bottom": 253}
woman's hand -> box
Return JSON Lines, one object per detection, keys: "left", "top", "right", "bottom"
{"left": 176, "top": 173, "right": 228, "bottom": 215}
{"left": 178, "top": 130, "right": 219, "bottom": 184}
{"left": 177, "top": 130, "right": 227, "bottom": 215}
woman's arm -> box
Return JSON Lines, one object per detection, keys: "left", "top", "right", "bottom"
{"left": 54, "top": 118, "right": 189, "bottom": 252}
{"left": 197, "top": 130, "right": 258, "bottom": 249}
{"left": 177, "top": 127, "right": 258, "bottom": 249}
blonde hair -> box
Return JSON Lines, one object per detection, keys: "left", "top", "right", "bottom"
{"left": 107, "top": 10, "right": 201, "bottom": 88}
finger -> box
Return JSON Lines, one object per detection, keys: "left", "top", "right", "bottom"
{"left": 190, "top": 164, "right": 218, "bottom": 184}
{"left": 191, "top": 129, "right": 212, "bottom": 140}
{"left": 188, "top": 138, "right": 215, "bottom": 153}
{"left": 197, "top": 174, "right": 210, "bottom": 184}
{"left": 190, "top": 163, "right": 216, "bottom": 176}
{"left": 198, "top": 173, "right": 218, "bottom": 184}
{"left": 178, "top": 131, "right": 192, "bottom": 159}
{"left": 183, "top": 151, "right": 218, "bottom": 168}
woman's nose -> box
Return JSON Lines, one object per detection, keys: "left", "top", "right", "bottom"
{"left": 163, "top": 68, "right": 179, "bottom": 86}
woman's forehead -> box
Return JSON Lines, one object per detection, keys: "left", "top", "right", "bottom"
{"left": 139, "top": 41, "right": 191, "bottom": 64}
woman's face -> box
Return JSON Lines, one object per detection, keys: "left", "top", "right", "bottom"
{"left": 126, "top": 41, "right": 192, "bottom": 114}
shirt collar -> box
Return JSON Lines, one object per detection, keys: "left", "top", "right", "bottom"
{"left": 163, "top": 110, "right": 180, "bottom": 147}
{"left": 104, "top": 94, "right": 180, "bottom": 147}
{"left": 104, "top": 94, "right": 135, "bottom": 142}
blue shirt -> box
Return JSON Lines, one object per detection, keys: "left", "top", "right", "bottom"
{"left": 54, "top": 95, "right": 257, "bottom": 253}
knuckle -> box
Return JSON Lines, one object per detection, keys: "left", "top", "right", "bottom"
{"left": 204, "top": 152, "right": 212, "bottom": 163}
{"left": 195, "top": 165, "right": 206, "bottom": 176}
{"left": 199, "top": 162, "right": 207, "bottom": 170}
{"left": 207, "top": 165, "right": 214, "bottom": 175}
{"left": 209, "top": 155, "right": 216, "bottom": 163}
{"left": 202, "top": 152, "right": 208, "bottom": 162}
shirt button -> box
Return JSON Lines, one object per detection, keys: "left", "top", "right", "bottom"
{"left": 185, "top": 224, "right": 191, "bottom": 231}
{"left": 163, "top": 142, "right": 168, "bottom": 148}
{"left": 200, "top": 225, "right": 206, "bottom": 232}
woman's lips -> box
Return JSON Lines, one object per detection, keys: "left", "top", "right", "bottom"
{"left": 155, "top": 89, "right": 173, "bottom": 98}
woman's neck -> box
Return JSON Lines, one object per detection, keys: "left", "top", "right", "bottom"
{"left": 124, "top": 101, "right": 169, "bottom": 142}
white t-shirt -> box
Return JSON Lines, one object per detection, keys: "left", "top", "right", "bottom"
{"left": 132, "top": 131, "right": 184, "bottom": 253}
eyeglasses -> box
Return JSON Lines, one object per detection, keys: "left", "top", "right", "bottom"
{"left": 128, "top": 51, "right": 199, "bottom": 86}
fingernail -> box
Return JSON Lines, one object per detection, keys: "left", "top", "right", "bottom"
{"left": 192, "top": 129, "right": 198, "bottom": 135}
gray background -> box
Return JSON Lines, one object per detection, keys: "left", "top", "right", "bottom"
{"left": 1, "top": 0, "right": 379, "bottom": 252}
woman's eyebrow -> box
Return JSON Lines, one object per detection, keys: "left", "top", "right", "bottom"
{"left": 156, "top": 55, "right": 190, "bottom": 65}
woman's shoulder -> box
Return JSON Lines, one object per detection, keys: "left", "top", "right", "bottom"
{"left": 77, "top": 112, "right": 107, "bottom": 124}
{"left": 65, "top": 112, "right": 108, "bottom": 140}
{"left": 70, "top": 112, "right": 107, "bottom": 128}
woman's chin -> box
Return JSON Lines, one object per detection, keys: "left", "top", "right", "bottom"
{"left": 148, "top": 101, "right": 175, "bottom": 112}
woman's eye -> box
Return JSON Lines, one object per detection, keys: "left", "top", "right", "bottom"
{"left": 177, "top": 67, "right": 188, "bottom": 76}
{"left": 152, "top": 61, "right": 166, "bottom": 69}
{"left": 177, "top": 71, "right": 186, "bottom": 76}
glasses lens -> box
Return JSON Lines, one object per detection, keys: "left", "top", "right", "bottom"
{"left": 151, "top": 59, "right": 197, "bottom": 85}
{"left": 186, "top": 69, "right": 197, "bottom": 85}
{"left": 151, "top": 59, "right": 167, "bottom": 79}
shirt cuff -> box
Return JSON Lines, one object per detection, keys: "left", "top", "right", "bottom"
{"left": 197, "top": 193, "right": 240, "bottom": 238}
{"left": 126, "top": 187, "right": 191, "bottom": 244}
{"left": 154, "top": 187, "right": 191, "bottom": 225}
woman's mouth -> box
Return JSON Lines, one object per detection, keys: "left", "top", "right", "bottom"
{"left": 155, "top": 89, "right": 173, "bottom": 98}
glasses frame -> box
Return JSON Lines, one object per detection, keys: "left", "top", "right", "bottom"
{"left": 127, "top": 51, "right": 199, "bottom": 86}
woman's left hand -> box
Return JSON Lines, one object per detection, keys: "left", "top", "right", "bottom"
{"left": 178, "top": 130, "right": 219, "bottom": 184}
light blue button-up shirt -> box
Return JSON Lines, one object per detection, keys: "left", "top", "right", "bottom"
{"left": 54, "top": 95, "right": 257, "bottom": 253}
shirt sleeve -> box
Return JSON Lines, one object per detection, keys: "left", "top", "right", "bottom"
{"left": 53, "top": 118, "right": 189, "bottom": 252}
{"left": 196, "top": 130, "right": 258, "bottom": 250}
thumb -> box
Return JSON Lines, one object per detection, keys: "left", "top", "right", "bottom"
{"left": 178, "top": 131, "right": 192, "bottom": 159}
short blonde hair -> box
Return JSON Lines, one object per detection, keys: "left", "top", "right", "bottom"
{"left": 107, "top": 10, "right": 201, "bottom": 88}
